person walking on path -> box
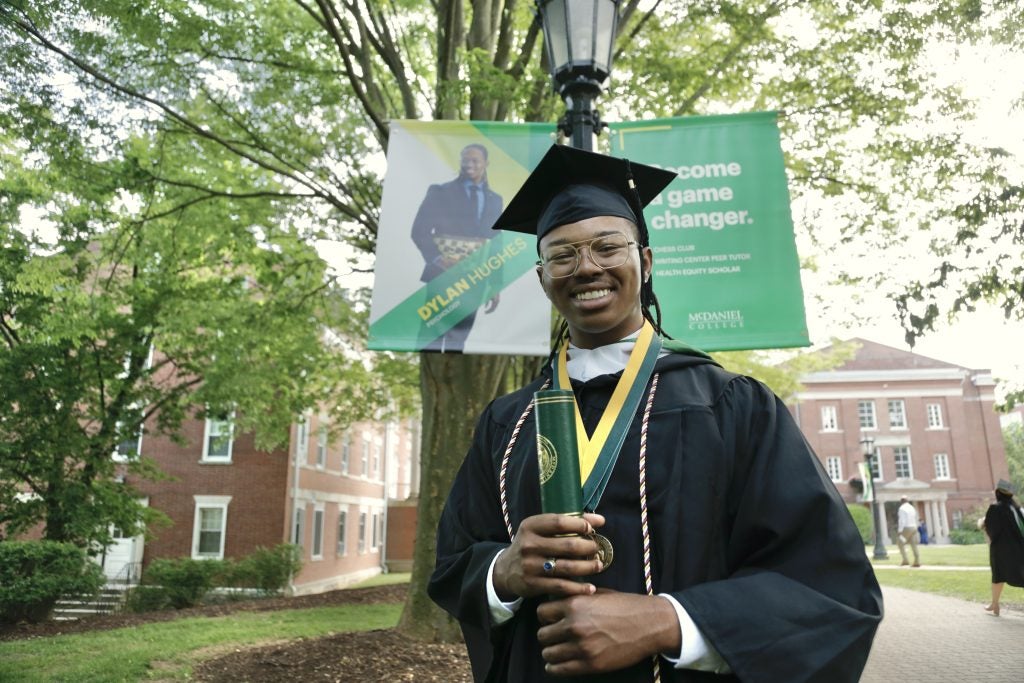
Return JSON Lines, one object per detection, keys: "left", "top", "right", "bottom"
{"left": 897, "top": 496, "right": 921, "bottom": 567}
{"left": 983, "top": 479, "right": 1024, "bottom": 617}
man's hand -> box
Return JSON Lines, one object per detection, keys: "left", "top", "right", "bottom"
{"left": 536, "top": 591, "right": 681, "bottom": 676}
{"left": 492, "top": 513, "right": 605, "bottom": 602}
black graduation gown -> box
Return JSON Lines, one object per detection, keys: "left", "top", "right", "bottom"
{"left": 429, "top": 349, "right": 883, "bottom": 682}
{"left": 984, "top": 501, "right": 1024, "bottom": 586}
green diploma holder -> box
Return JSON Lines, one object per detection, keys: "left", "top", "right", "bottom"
{"left": 533, "top": 389, "right": 583, "bottom": 515}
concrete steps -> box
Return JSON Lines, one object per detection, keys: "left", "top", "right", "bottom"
{"left": 52, "top": 585, "right": 127, "bottom": 621}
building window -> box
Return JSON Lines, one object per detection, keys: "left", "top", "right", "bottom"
{"left": 361, "top": 441, "right": 370, "bottom": 476}
{"left": 316, "top": 427, "right": 328, "bottom": 469}
{"left": 371, "top": 511, "right": 380, "bottom": 549}
{"left": 337, "top": 510, "right": 347, "bottom": 556}
{"left": 820, "top": 406, "right": 838, "bottom": 432}
{"left": 934, "top": 453, "right": 950, "bottom": 480}
{"left": 340, "top": 434, "right": 350, "bottom": 475}
{"left": 857, "top": 401, "right": 877, "bottom": 430}
{"left": 192, "top": 495, "right": 231, "bottom": 560}
{"left": 373, "top": 442, "right": 381, "bottom": 478}
{"left": 114, "top": 424, "right": 143, "bottom": 463}
{"left": 203, "top": 413, "right": 234, "bottom": 462}
{"left": 826, "top": 456, "right": 843, "bottom": 483}
{"left": 292, "top": 505, "right": 305, "bottom": 553}
{"left": 952, "top": 509, "right": 963, "bottom": 529}
{"left": 312, "top": 507, "right": 324, "bottom": 559}
{"left": 868, "top": 448, "right": 883, "bottom": 482}
{"left": 888, "top": 400, "right": 907, "bottom": 429}
{"left": 927, "top": 403, "right": 944, "bottom": 428}
{"left": 358, "top": 512, "right": 367, "bottom": 553}
{"left": 377, "top": 512, "right": 385, "bottom": 550}
{"left": 893, "top": 446, "right": 912, "bottom": 479}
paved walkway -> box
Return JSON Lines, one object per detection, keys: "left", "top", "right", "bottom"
{"left": 862, "top": 584, "right": 1024, "bottom": 682}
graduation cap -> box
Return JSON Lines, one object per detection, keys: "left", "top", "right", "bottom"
{"left": 996, "top": 479, "right": 1016, "bottom": 495}
{"left": 490, "top": 145, "right": 677, "bottom": 244}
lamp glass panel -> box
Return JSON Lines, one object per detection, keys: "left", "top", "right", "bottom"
{"left": 545, "top": 0, "right": 570, "bottom": 69}
{"left": 567, "top": 0, "right": 596, "bottom": 63}
{"left": 593, "top": 0, "right": 615, "bottom": 71}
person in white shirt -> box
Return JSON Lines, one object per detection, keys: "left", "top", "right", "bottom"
{"left": 897, "top": 496, "right": 921, "bottom": 567}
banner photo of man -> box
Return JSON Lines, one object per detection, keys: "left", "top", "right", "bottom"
{"left": 612, "top": 112, "right": 810, "bottom": 350}
{"left": 369, "top": 120, "right": 554, "bottom": 355}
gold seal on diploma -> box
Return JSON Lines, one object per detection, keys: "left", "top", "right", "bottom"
{"left": 590, "top": 533, "right": 614, "bottom": 571}
{"left": 537, "top": 434, "right": 557, "bottom": 484}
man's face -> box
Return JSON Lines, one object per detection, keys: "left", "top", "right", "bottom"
{"left": 460, "top": 147, "right": 487, "bottom": 184}
{"left": 537, "top": 215, "right": 651, "bottom": 350}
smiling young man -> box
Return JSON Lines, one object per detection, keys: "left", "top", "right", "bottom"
{"left": 428, "top": 145, "right": 882, "bottom": 682}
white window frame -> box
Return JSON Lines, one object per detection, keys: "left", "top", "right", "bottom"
{"left": 820, "top": 405, "right": 838, "bottom": 432}
{"left": 826, "top": 456, "right": 843, "bottom": 483}
{"left": 337, "top": 509, "right": 348, "bottom": 556}
{"left": 371, "top": 511, "right": 380, "bottom": 549}
{"left": 927, "top": 403, "right": 944, "bottom": 429}
{"left": 361, "top": 440, "right": 370, "bottom": 476}
{"left": 857, "top": 401, "right": 877, "bottom": 430}
{"left": 292, "top": 504, "right": 306, "bottom": 553}
{"left": 191, "top": 495, "right": 231, "bottom": 560}
{"left": 312, "top": 505, "right": 325, "bottom": 560}
{"left": 202, "top": 413, "right": 235, "bottom": 463}
{"left": 316, "top": 427, "right": 328, "bottom": 469}
{"left": 887, "top": 399, "right": 907, "bottom": 430}
{"left": 893, "top": 446, "right": 913, "bottom": 479}
{"left": 358, "top": 511, "right": 367, "bottom": 553}
{"left": 934, "top": 453, "right": 951, "bottom": 480}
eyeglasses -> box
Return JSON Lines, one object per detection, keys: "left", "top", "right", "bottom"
{"left": 537, "top": 233, "right": 638, "bottom": 279}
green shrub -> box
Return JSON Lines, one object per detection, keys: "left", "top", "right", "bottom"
{"left": 224, "top": 544, "right": 302, "bottom": 596}
{"left": 0, "top": 541, "right": 105, "bottom": 624}
{"left": 140, "top": 557, "right": 223, "bottom": 609}
{"left": 124, "top": 584, "right": 172, "bottom": 613}
{"left": 949, "top": 528, "right": 986, "bottom": 545}
{"left": 847, "top": 504, "right": 874, "bottom": 545}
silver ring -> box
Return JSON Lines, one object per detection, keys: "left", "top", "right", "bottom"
{"left": 542, "top": 558, "right": 557, "bottom": 574}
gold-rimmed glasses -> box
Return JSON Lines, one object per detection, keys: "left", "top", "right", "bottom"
{"left": 537, "top": 233, "right": 637, "bottom": 279}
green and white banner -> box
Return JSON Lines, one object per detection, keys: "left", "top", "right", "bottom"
{"left": 612, "top": 112, "right": 809, "bottom": 350}
{"left": 368, "top": 120, "right": 554, "bottom": 354}
{"left": 370, "top": 114, "right": 808, "bottom": 354}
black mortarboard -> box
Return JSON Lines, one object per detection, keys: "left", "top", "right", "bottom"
{"left": 490, "top": 145, "right": 677, "bottom": 243}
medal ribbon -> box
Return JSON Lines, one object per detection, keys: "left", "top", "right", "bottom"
{"left": 554, "top": 320, "right": 662, "bottom": 511}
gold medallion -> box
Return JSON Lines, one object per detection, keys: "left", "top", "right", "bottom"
{"left": 590, "top": 533, "right": 614, "bottom": 571}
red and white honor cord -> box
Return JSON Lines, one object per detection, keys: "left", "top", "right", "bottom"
{"left": 639, "top": 373, "right": 661, "bottom": 683}
{"left": 500, "top": 380, "right": 549, "bottom": 540}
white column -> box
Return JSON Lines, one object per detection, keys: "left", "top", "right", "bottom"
{"left": 924, "top": 501, "right": 937, "bottom": 543}
{"left": 938, "top": 502, "right": 950, "bottom": 543}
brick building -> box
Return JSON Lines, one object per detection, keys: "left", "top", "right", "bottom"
{"left": 111, "top": 411, "right": 420, "bottom": 594}
{"left": 791, "top": 338, "right": 1009, "bottom": 544}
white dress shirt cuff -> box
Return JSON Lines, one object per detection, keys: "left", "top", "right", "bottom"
{"left": 659, "top": 594, "right": 732, "bottom": 674}
{"left": 486, "top": 549, "right": 522, "bottom": 625}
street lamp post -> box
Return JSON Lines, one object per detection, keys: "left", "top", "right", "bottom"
{"left": 535, "top": 0, "right": 620, "bottom": 150}
{"left": 861, "top": 436, "right": 889, "bottom": 560}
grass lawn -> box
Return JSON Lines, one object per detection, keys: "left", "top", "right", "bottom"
{"left": 868, "top": 543, "right": 989, "bottom": 567}
{"left": 875, "top": 569, "right": 1024, "bottom": 611}
{"left": 0, "top": 603, "right": 401, "bottom": 682}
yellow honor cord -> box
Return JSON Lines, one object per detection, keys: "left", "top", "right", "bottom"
{"left": 557, "top": 321, "right": 656, "bottom": 486}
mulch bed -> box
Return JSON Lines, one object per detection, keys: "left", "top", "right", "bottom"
{"left": 0, "top": 585, "right": 473, "bottom": 682}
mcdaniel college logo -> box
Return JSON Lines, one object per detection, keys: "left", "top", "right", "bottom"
{"left": 688, "top": 309, "right": 745, "bottom": 331}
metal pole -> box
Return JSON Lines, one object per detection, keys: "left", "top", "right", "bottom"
{"left": 867, "top": 454, "right": 889, "bottom": 560}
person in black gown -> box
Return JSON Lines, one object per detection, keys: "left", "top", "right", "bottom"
{"left": 428, "top": 145, "right": 882, "bottom": 682}
{"left": 983, "top": 479, "right": 1024, "bottom": 617}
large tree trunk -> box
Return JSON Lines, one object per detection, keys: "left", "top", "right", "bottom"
{"left": 396, "top": 351, "right": 509, "bottom": 642}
